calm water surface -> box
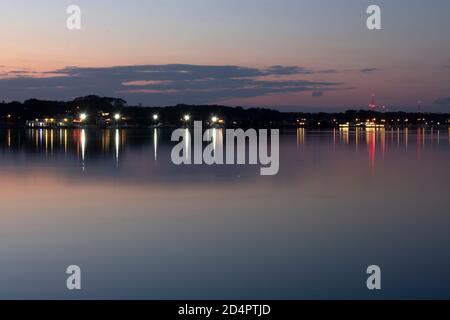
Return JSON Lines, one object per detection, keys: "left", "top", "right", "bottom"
{"left": 0, "top": 128, "right": 449, "bottom": 299}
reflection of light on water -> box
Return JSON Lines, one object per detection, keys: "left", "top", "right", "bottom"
{"left": 340, "top": 127, "right": 349, "bottom": 144}
{"left": 422, "top": 128, "right": 425, "bottom": 152}
{"left": 380, "top": 128, "right": 385, "bottom": 160}
{"left": 37, "top": 129, "right": 41, "bottom": 150}
{"left": 59, "top": 129, "right": 63, "bottom": 146}
{"left": 7, "top": 129, "right": 11, "bottom": 149}
{"left": 212, "top": 128, "right": 217, "bottom": 151}
{"left": 64, "top": 129, "right": 68, "bottom": 155}
{"left": 297, "top": 128, "right": 305, "bottom": 147}
{"left": 203, "top": 128, "right": 223, "bottom": 161}
{"left": 355, "top": 127, "right": 360, "bottom": 150}
{"left": 212, "top": 128, "right": 224, "bottom": 153}
{"left": 121, "top": 130, "right": 126, "bottom": 148}
{"left": 404, "top": 128, "right": 408, "bottom": 151}
{"left": 153, "top": 129, "right": 158, "bottom": 161}
{"left": 366, "top": 128, "right": 376, "bottom": 169}
{"left": 101, "top": 130, "right": 111, "bottom": 153}
{"left": 115, "top": 129, "right": 120, "bottom": 165}
{"left": 81, "top": 130, "right": 86, "bottom": 161}
{"left": 5, "top": 128, "right": 447, "bottom": 170}
{"left": 215, "top": 128, "right": 224, "bottom": 150}
{"left": 185, "top": 129, "right": 191, "bottom": 163}
{"left": 81, "top": 129, "right": 86, "bottom": 171}
{"left": 213, "top": 128, "right": 223, "bottom": 161}
{"left": 50, "top": 129, "right": 54, "bottom": 153}
{"left": 44, "top": 129, "right": 48, "bottom": 152}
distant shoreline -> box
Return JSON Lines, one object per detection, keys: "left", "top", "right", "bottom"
{"left": 1, "top": 95, "right": 449, "bottom": 129}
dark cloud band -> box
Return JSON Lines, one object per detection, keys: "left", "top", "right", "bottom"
{"left": 0, "top": 64, "right": 343, "bottom": 105}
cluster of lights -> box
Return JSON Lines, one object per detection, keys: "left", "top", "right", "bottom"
{"left": 38, "top": 112, "right": 450, "bottom": 129}
{"left": 77, "top": 113, "right": 223, "bottom": 124}
{"left": 296, "top": 116, "right": 450, "bottom": 129}
{"left": 30, "top": 112, "right": 237, "bottom": 127}
{"left": 179, "top": 114, "right": 224, "bottom": 124}
{"left": 80, "top": 112, "right": 122, "bottom": 121}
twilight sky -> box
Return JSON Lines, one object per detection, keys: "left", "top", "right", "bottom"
{"left": 1, "top": 0, "right": 450, "bottom": 111}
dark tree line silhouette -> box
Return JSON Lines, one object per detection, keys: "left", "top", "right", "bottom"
{"left": 0, "top": 95, "right": 448, "bottom": 128}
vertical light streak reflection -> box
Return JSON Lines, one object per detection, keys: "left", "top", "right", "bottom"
{"left": 212, "top": 128, "right": 223, "bottom": 162}
{"left": 422, "top": 128, "right": 425, "bottom": 153}
{"left": 355, "top": 127, "right": 359, "bottom": 151}
{"left": 185, "top": 128, "right": 191, "bottom": 163}
{"left": 44, "top": 129, "right": 48, "bottom": 153}
{"left": 36, "top": 129, "right": 39, "bottom": 150}
{"left": 380, "top": 128, "right": 385, "bottom": 161}
{"left": 81, "top": 129, "right": 86, "bottom": 171}
{"left": 153, "top": 129, "right": 159, "bottom": 161}
{"left": 297, "top": 128, "right": 305, "bottom": 148}
{"left": 7, "top": 129, "right": 11, "bottom": 150}
{"left": 59, "top": 129, "right": 63, "bottom": 147}
{"left": 115, "top": 129, "right": 120, "bottom": 166}
{"left": 212, "top": 128, "right": 217, "bottom": 152}
{"left": 397, "top": 128, "right": 400, "bottom": 148}
{"left": 404, "top": 128, "right": 408, "bottom": 151}
{"left": 64, "top": 129, "right": 68, "bottom": 156}
{"left": 366, "top": 128, "right": 376, "bottom": 169}
{"left": 50, "top": 129, "right": 54, "bottom": 153}
{"left": 340, "top": 128, "right": 349, "bottom": 145}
